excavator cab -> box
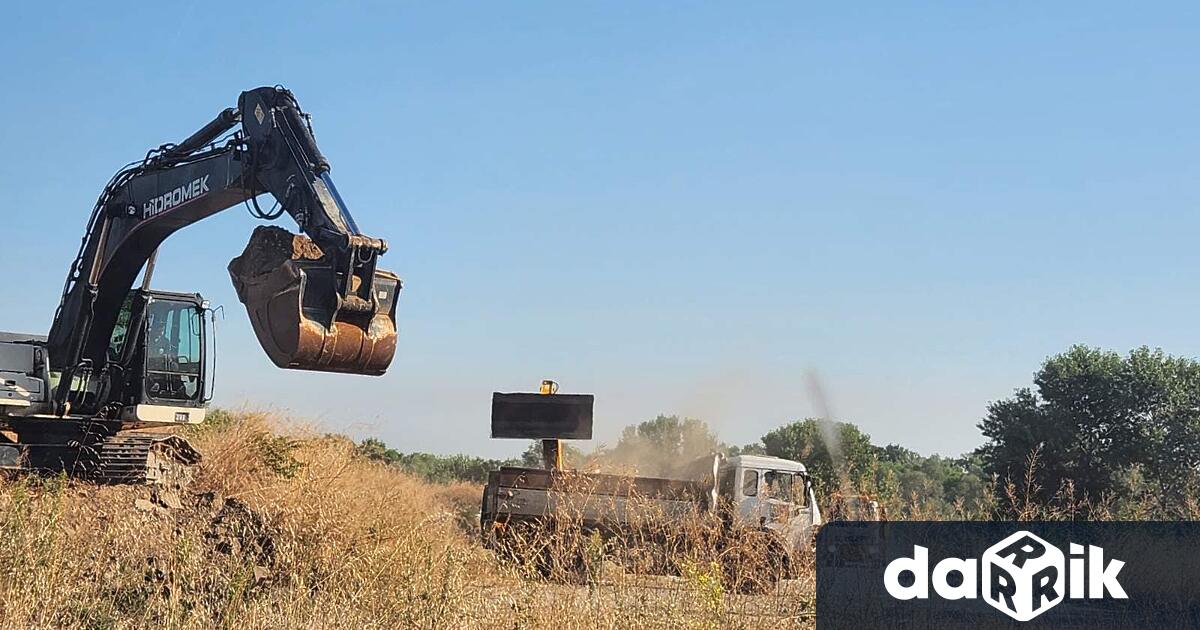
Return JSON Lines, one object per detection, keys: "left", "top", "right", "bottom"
{"left": 77, "top": 288, "right": 212, "bottom": 423}
{"left": 138, "top": 295, "right": 206, "bottom": 405}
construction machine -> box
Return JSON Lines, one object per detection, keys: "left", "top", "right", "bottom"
{"left": 482, "top": 383, "right": 821, "bottom": 591}
{"left": 0, "top": 86, "right": 400, "bottom": 483}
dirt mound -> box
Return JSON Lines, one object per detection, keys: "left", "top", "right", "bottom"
{"left": 201, "top": 494, "right": 276, "bottom": 561}
{"left": 227, "top": 225, "right": 324, "bottom": 286}
{"left": 134, "top": 489, "right": 278, "bottom": 569}
{"left": 201, "top": 494, "right": 277, "bottom": 566}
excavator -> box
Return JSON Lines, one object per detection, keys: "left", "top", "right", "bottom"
{"left": 0, "top": 86, "right": 400, "bottom": 483}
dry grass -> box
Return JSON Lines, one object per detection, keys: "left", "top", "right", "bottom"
{"left": 2, "top": 413, "right": 1175, "bottom": 629}
{"left": 0, "top": 411, "right": 815, "bottom": 629}
{"left": 481, "top": 471, "right": 817, "bottom": 629}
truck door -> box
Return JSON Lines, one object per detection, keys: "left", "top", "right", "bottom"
{"left": 763, "top": 470, "right": 820, "bottom": 552}
{"left": 763, "top": 470, "right": 797, "bottom": 525}
{"left": 737, "top": 467, "right": 762, "bottom": 524}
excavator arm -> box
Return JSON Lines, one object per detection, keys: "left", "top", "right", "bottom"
{"left": 46, "top": 86, "right": 400, "bottom": 415}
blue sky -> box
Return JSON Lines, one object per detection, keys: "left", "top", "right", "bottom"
{"left": 2, "top": 2, "right": 1198, "bottom": 458}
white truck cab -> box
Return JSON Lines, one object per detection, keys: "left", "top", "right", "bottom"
{"left": 716, "top": 454, "right": 822, "bottom": 548}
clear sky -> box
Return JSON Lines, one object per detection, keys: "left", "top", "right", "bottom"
{"left": 2, "top": 2, "right": 1197, "bottom": 459}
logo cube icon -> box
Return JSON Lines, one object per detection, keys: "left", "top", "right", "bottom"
{"left": 982, "top": 531, "right": 1065, "bottom": 621}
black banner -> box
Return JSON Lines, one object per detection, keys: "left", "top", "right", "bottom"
{"left": 490, "top": 392, "right": 594, "bottom": 440}
{"left": 816, "top": 521, "right": 1200, "bottom": 629}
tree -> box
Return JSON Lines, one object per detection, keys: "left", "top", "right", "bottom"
{"left": 356, "top": 438, "right": 521, "bottom": 484}
{"left": 604, "top": 415, "right": 722, "bottom": 477}
{"left": 874, "top": 451, "right": 986, "bottom": 516}
{"left": 357, "top": 437, "right": 393, "bottom": 462}
{"left": 739, "top": 425, "right": 984, "bottom": 516}
{"left": 759, "top": 419, "right": 876, "bottom": 495}
{"left": 518, "top": 440, "right": 586, "bottom": 468}
{"left": 729, "top": 442, "right": 768, "bottom": 456}
{"left": 977, "top": 345, "right": 1200, "bottom": 515}
{"left": 876, "top": 444, "right": 919, "bottom": 466}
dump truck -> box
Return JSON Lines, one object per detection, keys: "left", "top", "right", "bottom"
{"left": 0, "top": 86, "right": 400, "bottom": 483}
{"left": 480, "top": 385, "right": 821, "bottom": 590}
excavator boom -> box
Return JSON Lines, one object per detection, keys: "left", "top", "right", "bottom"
{"left": 45, "top": 86, "right": 400, "bottom": 415}
{"left": 0, "top": 86, "right": 400, "bottom": 484}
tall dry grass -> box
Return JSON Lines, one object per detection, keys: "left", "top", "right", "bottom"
{"left": 0, "top": 411, "right": 816, "bottom": 629}
{"left": 481, "top": 470, "right": 817, "bottom": 628}
{"left": 3, "top": 411, "right": 1184, "bottom": 629}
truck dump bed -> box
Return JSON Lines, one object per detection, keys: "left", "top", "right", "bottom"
{"left": 483, "top": 466, "right": 714, "bottom": 528}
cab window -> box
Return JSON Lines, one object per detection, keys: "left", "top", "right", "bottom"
{"left": 108, "top": 296, "right": 134, "bottom": 362}
{"left": 794, "top": 475, "right": 810, "bottom": 507}
{"left": 143, "top": 300, "right": 202, "bottom": 403}
{"left": 741, "top": 469, "right": 759, "bottom": 497}
{"left": 764, "top": 471, "right": 793, "bottom": 501}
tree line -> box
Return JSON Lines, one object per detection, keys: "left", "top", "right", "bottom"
{"left": 360, "top": 345, "right": 1200, "bottom": 518}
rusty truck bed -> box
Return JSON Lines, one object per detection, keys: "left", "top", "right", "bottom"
{"left": 483, "top": 466, "right": 713, "bottom": 528}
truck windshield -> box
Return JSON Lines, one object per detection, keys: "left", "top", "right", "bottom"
{"left": 144, "top": 299, "right": 202, "bottom": 403}
{"left": 764, "top": 471, "right": 809, "bottom": 507}
{"left": 764, "top": 471, "right": 792, "bottom": 501}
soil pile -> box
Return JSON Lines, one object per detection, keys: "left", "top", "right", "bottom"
{"left": 227, "top": 225, "right": 324, "bottom": 292}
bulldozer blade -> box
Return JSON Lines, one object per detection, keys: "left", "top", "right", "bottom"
{"left": 228, "top": 227, "right": 400, "bottom": 376}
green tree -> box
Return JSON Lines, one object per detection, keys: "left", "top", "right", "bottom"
{"left": 605, "top": 415, "right": 721, "bottom": 477}
{"left": 874, "top": 451, "right": 986, "bottom": 516}
{"left": 518, "top": 440, "right": 586, "bottom": 468}
{"left": 357, "top": 437, "right": 394, "bottom": 462}
{"left": 356, "top": 438, "right": 520, "bottom": 484}
{"left": 759, "top": 419, "right": 876, "bottom": 495}
{"left": 977, "top": 345, "right": 1200, "bottom": 515}
{"left": 876, "top": 444, "right": 919, "bottom": 466}
{"left": 728, "top": 442, "right": 768, "bottom": 456}
{"left": 733, "top": 428, "right": 985, "bottom": 516}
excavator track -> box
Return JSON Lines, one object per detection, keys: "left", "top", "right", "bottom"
{"left": 91, "top": 434, "right": 201, "bottom": 485}
{"left": 4, "top": 430, "right": 201, "bottom": 486}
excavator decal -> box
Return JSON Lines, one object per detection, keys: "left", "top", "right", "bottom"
{"left": 142, "top": 175, "right": 210, "bottom": 219}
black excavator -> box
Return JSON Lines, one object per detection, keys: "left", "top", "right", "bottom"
{"left": 0, "top": 86, "right": 400, "bottom": 483}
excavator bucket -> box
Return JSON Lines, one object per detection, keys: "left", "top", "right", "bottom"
{"left": 228, "top": 227, "right": 400, "bottom": 376}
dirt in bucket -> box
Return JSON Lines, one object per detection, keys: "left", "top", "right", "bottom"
{"left": 228, "top": 225, "right": 325, "bottom": 285}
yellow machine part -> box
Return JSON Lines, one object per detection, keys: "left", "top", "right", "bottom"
{"left": 539, "top": 379, "right": 563, "bottom": 469}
